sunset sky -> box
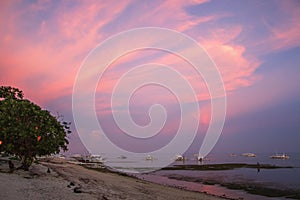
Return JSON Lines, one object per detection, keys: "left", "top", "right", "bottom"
{"left": 1, "top": 0, "right": 300, "bottom": 155}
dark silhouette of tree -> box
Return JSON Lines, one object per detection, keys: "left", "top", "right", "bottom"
{"left": 0, "top": 86, "right": 70, "bottom": 170}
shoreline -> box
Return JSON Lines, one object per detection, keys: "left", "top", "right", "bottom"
{"left": 155, "top": 163, "right": 300, "bottom": 200}
{"left": 2, "top": 157, "right": 299, "bottom": 199}
{"left": 154, "top": 172, "right": 300, "bottom": 200}
{"left": 0, "top": 158, "right": 225, "bottom": 200}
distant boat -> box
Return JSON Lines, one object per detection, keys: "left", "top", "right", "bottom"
{"left": 270, "top": 153, "right": 289, "bottom": 159}
{"left": 146, "top": 155, "right": 153, "bottom": 160}
{"left": 241, "top": 153, "right": 256, "bottom": 157}
{"left": 89, "top": 155, "right": 104, "bottom": 163}
{"left": 71, "top": 154, "right": 83, "bottom": 160}
{"left": 175, "top": 154, "right": 185, "bottom": 161}
{"left": 197, "top": 155, "right": 204, "bottom": 162}
{"left": 230, "top": 153, "right": 237, "bottom": 157}
{"left": 71, "top": 154, "right": 103, "bottom": 163}
{"left": 118, "top": 155, "right": 127, "bottom": 159}
{"left": 52, "top": 154, "right": 66, "bottom": 159}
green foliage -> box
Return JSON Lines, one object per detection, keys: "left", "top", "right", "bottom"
{"left": 0, "top": 86, "right": 24, "bottom": 100}
{"left": 0, "top": 86, "right": 70, "bottom": 170}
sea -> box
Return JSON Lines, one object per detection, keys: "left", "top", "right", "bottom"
{"left": 101, "top": 152, "right": 300, "bottom": 200}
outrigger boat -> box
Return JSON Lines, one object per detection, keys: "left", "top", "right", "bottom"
{"left": 175, "top": 154, "right": 185, "bottom": 161}
{"left": 241, "top": 153, "right": 256, "bottom": 157}
{"left": 270, "top": 153, "right": 289, "bottom": 159}
{"left": 146, "top": 155, "right": 153, "bottom": 160}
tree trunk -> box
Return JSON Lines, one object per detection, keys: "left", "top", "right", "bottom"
{"left": 20, "top": 156, "right": 33, "bottom": 171}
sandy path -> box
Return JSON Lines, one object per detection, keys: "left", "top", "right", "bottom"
{"left": 0, "top": 158, "right": 224, "bottom": 200}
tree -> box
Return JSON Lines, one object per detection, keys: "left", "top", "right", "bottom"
{"left": 0, "top": 86, "right": 70, "bottom": 170}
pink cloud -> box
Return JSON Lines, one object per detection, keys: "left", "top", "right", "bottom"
{"left": 2, "top": 0, "right": 296, "bottom": 128}
{"left": 196, "top": 26, "right": 261, "bottom": 92}
{"left": 0, "top": 1, "right": 131, "bottom": 105}
{"left": 1, "top": 0, "right": 257, "bottom": 107}
{"left": 252, "top": 1, "right": 300, "bottom": 54}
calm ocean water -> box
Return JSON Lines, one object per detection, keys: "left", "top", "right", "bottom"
{"left": 102, "top": 152, "right": 300, "bottom": 199}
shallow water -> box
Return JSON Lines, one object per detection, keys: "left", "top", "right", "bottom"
{"left": 103, "top": 152, "right": 300, "bottom": 199}
{"left": 136, "top": 172, "right": 282, "bottom": 200}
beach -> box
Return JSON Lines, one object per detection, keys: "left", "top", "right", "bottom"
{"left": 0, "top": 158, "right": 224, "bottom": 200}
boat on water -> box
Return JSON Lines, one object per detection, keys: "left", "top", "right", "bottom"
{"left": 71, "top": 154, "right": 104, "bottom": 163}
{"left": 118, "top": 155, "right": 127, "bottom": 159}
{"left": 89, "top": 155, "right": 104, "bottom": 163}
{"left": 197, "top": 155, "right": 205, "bottom": 162}
{"left": 241, "top": 153, "right": 256, "bottom": 157}
{"left": 146, "top": 155, "right": 153, "bottom": 160}
{"left": 270, "top": 153, "right": 289, "bottom": 159}
{"left": 175, "top": 154, "right": 185, "bottom": 161}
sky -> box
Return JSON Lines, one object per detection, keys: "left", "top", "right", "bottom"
{"left": 1, "top": 0, "right": 300, "bottom": 155}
